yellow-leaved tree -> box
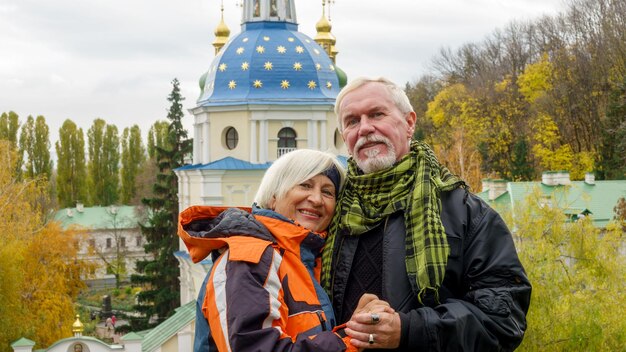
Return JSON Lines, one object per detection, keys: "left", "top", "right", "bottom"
{"left": 426, "top": 83, "right": 484, "bottom": 190}
{"left": 511, "top": 189, "right": 626, "bottom": 351}
{"left": 0, "top": 140, "right": 91, "bottom": 351}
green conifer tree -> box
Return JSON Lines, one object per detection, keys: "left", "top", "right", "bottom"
{"left": 131, "top": 78, "right": 192, "bottom": 328}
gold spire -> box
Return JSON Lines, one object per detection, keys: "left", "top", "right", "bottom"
{"left": 213, "top": 1, "right": 231, "bottom": 55}
{"left": 72, "top": 314, "right": 84, "bottom": 336}
{"left": 314, "top": 0, "right": 337, "bottom": 63}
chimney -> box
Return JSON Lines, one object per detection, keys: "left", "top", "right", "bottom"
{"left": 66, "top": 209, "right": 74, "bottom": 217}
{"left": 76, "top": 202, "right": 84, "bottom": 212}
{"left": 584, "top": 172, "right": 595, "bottom": 185}
{"left": 482, "top": 179, "right": 507, "bottom": 201}
{"left": 555, "top": 171, "right": 571, "bottom": 185}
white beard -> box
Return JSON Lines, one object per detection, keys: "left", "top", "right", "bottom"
{"left": 354, "top": 135, "right": 397, "bottom": 174}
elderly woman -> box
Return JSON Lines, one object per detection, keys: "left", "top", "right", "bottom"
{"left": 179, "top": 150, "right": 385, "bottom": 352}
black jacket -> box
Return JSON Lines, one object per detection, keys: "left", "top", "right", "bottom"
{"left": 328, "top": 188, "right": 532, "bottom": 351}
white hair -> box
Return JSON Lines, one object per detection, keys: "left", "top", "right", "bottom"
{"left": 334, "top": 76, "right": 414, "bottom": 131}
{"left": 254, "top": 149, "right": 346, "bottom": 208}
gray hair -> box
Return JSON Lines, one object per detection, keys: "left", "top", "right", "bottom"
{"left": 334, "top": 76, "right": 414, "bottom": 131}
{"left": 254, "top": 149, "right": 346, "bottom": 208}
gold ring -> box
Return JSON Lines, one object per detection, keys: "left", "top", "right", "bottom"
{"left": 371, "top": 313, "right": 380, "bottom": 324}
{"left": 368, "top": 333, "right": 374, "bottom": 345}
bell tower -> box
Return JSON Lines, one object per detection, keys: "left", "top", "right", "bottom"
{"left": 242, "top": 0, "right": 297, "bottom": 24}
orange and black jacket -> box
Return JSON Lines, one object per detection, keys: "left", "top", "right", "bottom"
{"left": 178, "top": 205, "right": 357, "bottom": 352}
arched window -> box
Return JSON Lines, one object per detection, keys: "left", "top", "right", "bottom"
{"left": 223, "top": 127, "right": 239, "bottom": 150}
{"left": 277, "top": 127, "right": 296, "bottom": 157}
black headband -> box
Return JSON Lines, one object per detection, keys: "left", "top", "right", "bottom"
{"left": 322, "top": 165, "right": 341, "bottom": 197}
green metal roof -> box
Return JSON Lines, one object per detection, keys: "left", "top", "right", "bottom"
{"left": 53, "top": 205, "right": 141, "bottom": 230}
{"left": 141, "top": 300, "right": 196, "bottom": 352}
{"left": 479, "top": 180, "right": 626, "bottom": 228}
{"left": 11, "top": 337, "right": 36, "bottom": 347}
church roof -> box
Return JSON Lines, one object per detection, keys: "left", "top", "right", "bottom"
{"left": 198, "top": 21, "right": 340, "bottom": 106}
{"left": 140, "top": 300, "right": 196, "bottom": 352}
{"left": 176, "top": 156, "right": 272, "bottom": 171}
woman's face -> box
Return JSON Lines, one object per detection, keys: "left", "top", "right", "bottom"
{"left": 269, "top": 174, "right": 337, "bottom": 232}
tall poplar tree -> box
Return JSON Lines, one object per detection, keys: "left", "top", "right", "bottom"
{"left": 19, "top": 115, "right": 52, "bottom": 180}
{"left": 1, "top": 111, "right": 23, "bottom": 178}
{"left": 55, "top": 119, "right": 88, "bottom": 209}
{"left": 87, "top": 119, "right": 120, "bottom": 206}
{"left": 147, "top": 120, "right": 170, "bottom": 159}
{"left": 121, "top": 125, "right": 146, "bottom": 204}
{"left": 131, "top": 78, "right": 192, "bottom": 328}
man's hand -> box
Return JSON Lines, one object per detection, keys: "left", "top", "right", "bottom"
{"left": 346, "top": 308, "right": 401, "bottom": 349}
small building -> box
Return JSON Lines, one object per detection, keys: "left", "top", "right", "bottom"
{"left": 53, "top": 204, "right": 152, "bottom": 287}
{"left": 479, "top": 172, "right": 626, "bottom": 228}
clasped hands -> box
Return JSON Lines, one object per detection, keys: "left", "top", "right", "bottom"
{"left": 345, "top": 293, "right": 401, "bottom": 350}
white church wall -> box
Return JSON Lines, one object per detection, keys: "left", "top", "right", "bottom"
{"left": 209, "top": 111, "right": 249, "bottom": 162}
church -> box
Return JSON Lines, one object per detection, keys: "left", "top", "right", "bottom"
{"left": 174, "top": 0, "right": 348, "bottom": 308}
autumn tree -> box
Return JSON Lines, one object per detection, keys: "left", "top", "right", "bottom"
{"left": 19, "top": 115, "right": 52, "bottom": 180}
{"left": 147, "top": 120, "right": 170, "bottom": 160}
{"left": 87, "top": 119, "right": 120, "bottom": 206}
{"left": 0, "top": 111, "right": 23, "bottom": 177}
{"left": 0, "top": 140, "right": 91, "bottom": 351}
{"left": 121, "top": 125, "right": 146, "bottom": 205}
{"left": 56, "top": 119, "right": 88, "bottom": 208}
{"left": 131, "top": 79, "right": 192, "bottom": 328}
{"left": 512, "top": 190, "right": 626, "bottom": 351}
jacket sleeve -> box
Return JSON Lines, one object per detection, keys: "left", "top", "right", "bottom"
{"left": 401, "top": 192, "right": 532, "bottom": 351}
{"left": 194, "top": 273, "right": 218, "bottom": 352}
{"left": 204, "top": 246, "right": 356, "bottom": 352}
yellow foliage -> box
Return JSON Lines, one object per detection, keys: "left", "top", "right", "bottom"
{"left": 511, "top": 190, "right": 626, "bottom": 351}
{"left": 518, "top": 54, "right": 554, "bottom": 104}
{"left": 0, "top": 141, "right": 90, "bottom": 351}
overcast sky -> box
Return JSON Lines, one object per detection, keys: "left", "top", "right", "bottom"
{"left": 0, "top": 0, "right": 568, "bottom": 150}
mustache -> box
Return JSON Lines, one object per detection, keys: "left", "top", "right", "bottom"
{"left": 354, "top": 134, "right": 393, "bottom": 153}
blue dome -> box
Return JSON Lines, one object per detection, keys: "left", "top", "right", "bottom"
{"left": 198, "top": 22, "right": 340, "bottom": 106}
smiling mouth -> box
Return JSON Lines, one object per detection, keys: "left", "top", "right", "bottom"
{"left": 299, "top": 209, "right": 321, "bottom": 218}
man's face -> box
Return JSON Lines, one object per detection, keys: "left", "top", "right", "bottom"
{"left": 339, "top": 82, "right": 416, "bottom": 173}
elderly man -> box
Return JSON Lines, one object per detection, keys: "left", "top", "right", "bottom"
{"left": 321, "top": 77, "right": 531, "bottom": 351}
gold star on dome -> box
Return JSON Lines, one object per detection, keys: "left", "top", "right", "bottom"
{"left": 228, "top": 80, "right": 237, "bottom": 90}
{"left": 242, "top": 38, "right": 249, "bottom": 42}
{"left": 307, "top": 81, "right": 317, "bottom": 90}
{"left": 295, "top": 46, "right": 304, "bottom": 54}
{"left": 293, "top": 62, "right": 302, "bottom": 71}
{"left": 315, "top": 63, "right": 321, "bottom": 70}
{"left": 314, "top": 49, "right": 320, "bottom": 55}
{"left": 326, "top": 81, "right": 333, "bottom": 89}
{"left": 264, "top": 61, "right": 273, "bottom": 70}
{"left": 253, "top": 80, "right": 263, "bottom": 88}
{"left": 277, "top": 46, "right": 286, "bottom": 54}
{"left": 329, "top": 64, "right": 335, "bottom": 71}
{"left": 263, "top": 36, "right": 270, "bottom": 41}
{"left": 256, "top": 45, "right": 265, "bottom": 54}
{"left": 281, "top": 80, "right": 290, "bottom": 89}
{"left": 219, "top": 63, "right": 227, "bottom": 72}
{"left": 241, "top": 62, "right": 249, "bottom": 70}
{"left": 288, "top": 37, "right": 295, "bottom": 42}
{"left": 236, "top": 47, "right": 245, "bottom": 55}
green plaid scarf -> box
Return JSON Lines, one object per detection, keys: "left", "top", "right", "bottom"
{"left": 321, "top": 140, "right": 465, "bottom": 301}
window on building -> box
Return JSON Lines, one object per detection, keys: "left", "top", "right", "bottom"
{"left": 88, "top": 239, "right": 96, "bottom": 249}
{"left": 136, "top": 236, "right": 142, "bottom": 247}
{"left": 224, "top": 127, "right": 239, "bottom": 150}
{"left": 106, "top": 238, "right": 112, "bottom": 248}
{"left": 277, "top": 127, "right": 297, "bottom": 157}
{"left": 120, "top": 237, "right": 126, "bottom": 247}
